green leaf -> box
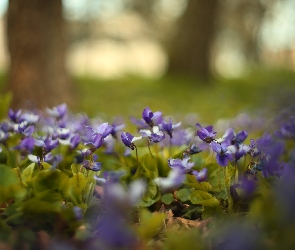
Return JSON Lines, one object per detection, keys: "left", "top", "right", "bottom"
{"left": 186, "top": 175, "right": 212, "bottom": 192}
{"left": 189, "top": 190, "right": 219, "bottom": 207}
{"left": 176, "top": 188, "right": 191, "bottom": 202}
{"left": 141, "top": 154, "right": 159, "bottom": 178}
{"left": 202, "top": 206, "right": 225, "bottom": 219}
{"left": 0, "top": 164, "right": 25, "bottom": 203}
{"left": 0, "top": 218, "right": 13, "bottom": 242}
{"left": 68, "top": 173, "right": 88, "bottom": 205}
{"left": 140, "top": 191, "right": 161, "bottom": 207}
{"left": 137, "top": 209, "right": 166, "bottom": 240}
{"left": 68, "top": 173, "right": 95, "bottom": 206}
{"left": 157, "top": 156, "right": 171, "bottom": 177}
{"left": 0, "top": 164, "right": 19, "bottom": 186}
{"left": 205, "top": 163, "right": 226, "bottom": 193}
{"left": 6, "top": 150, "right": 18, "bottom": 169}
{"left": 41, "top": 162, "right": 52, "bottom": 170}
{"left": 21, "top": 163, "right": 35, "bottom": 184}
{"left": 171, "top": 145, "right": 187, "bottom": 159}
{"left": 22, "top": 190, "right": 63, "bottom": 214}
{"left": 164, "top": 228, "right": 204, "bottom": 250}
{"left": 143, "top": 180, "right": 158, "bottom": 200}
{"left": 84, "top": 180, "right": 95, "bottom": 206}
{"left": 71, "top": 163, "right": 81, "bottom": 175}
{"left": 161, "top": 193, "right": 174, "bottom": 205}
{"left": 182, "top": 206, "right": 203, "bottom": 219}
{"left": 32, "top": 169, "right": 70, "bottom": 197}
{"left": 140, "top": 180, "right": 161, "bottom": 206}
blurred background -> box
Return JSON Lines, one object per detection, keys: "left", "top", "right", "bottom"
{"left": 1, "top": 0, "right": 295, "bottom": 124}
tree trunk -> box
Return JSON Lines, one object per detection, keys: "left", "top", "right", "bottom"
{"left": 6, "top": 0, "right": 75, "bottom": 109}
{"left": 167, "top": 0, "right": 220, "bottom": 81}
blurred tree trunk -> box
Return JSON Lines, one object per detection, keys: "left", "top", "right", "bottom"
{"left": 167, "top": 0, "right": 220, "bottom": 81}
{"left": 6, "top": 0, "right": 75, "bottom": 109}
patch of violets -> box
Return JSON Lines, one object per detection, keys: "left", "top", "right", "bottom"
{"left": 1, "top": 103, "right": 295, "bottom": 249}
{"left": 1, "top": 104, "right": 290, "bottom": 188}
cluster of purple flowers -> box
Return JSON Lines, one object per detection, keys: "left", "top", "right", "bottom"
{"left": 1, "top": 104, "right": 114, "bottom": 171}
{"left": 1, "top": 103, "right": 295, "bottom": 249}
{"left": 0, "top": 104, "right": 290, "bottom": 192}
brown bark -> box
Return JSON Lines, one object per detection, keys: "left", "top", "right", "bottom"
{"left": 167, "top": 0, "right": 220, "bottom": 81}
{"left": 6, "top": 0, "right": 75, "bottom": 109}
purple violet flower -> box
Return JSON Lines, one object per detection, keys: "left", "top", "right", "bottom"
{"left": 19, "top": 112, "right": 39, "bottom": 124}
{"left": 46, "top": 103, "right": 67, "bottom": 120}
{"left": 84, "top": 133, "right": 104, "bottom": 151}
{"left": 218, "top": 128, "right": 248, "bottom": 145}
{"left": 104, "top": 179, "right": 146, "bottom": 206}
{"left": 211, "top": 140, "right": 235, "bottom": 167}
{"left": 76, "top": 148, "right": 92, "bottom": 161}
{"left": 28, "top": 152, "right": 62, "bottom": 167}
{"left": 168, "top": 157, "right": 195, "bottom": 171}
{"left": 218, "top": 129, "right": 250, "bottom": 161}
{"left": 248, "top": 139, "right": 260, "bottom": 157}
{"left": 183, "top": 144, "right": 202, "bottom": 157}
{"left": 93, "top": 122, "right": 113, "bottom": 139}
{"left": 235, "top": 130, "right": 248, "bottom": 144}
{"left": 121, "top": 132, "right": 142, "bottom": 150}
{"left": 84, "top": 123, "right": 112, "bottom": 150}
{"left": 0, "top": 122, "right": 10, "bottom": 142}
{"left": 15, "top": 136, "right": 35, "bottom": 153}
{"left": 159, "top": 118, "right": 181, "bottom": 138}
{"left": 43, "top": 136, "right": 59, "bottom": 153}
{"left": 97, "top": 180, "right": 144, "bottom": 248}
{"left": 257, "top": 134, "right": 284, "bottom": 160}
{"left": 13, "top": 121, "right": 34, "bottom": 136}
{"left": 58, "top": 132, "right": 81, "bottom": 150}
{"left": 82, "top": 154, "right": 102, "bottom": 171}
{"left": 154, "top": 167, "right": 186, "bottom": 192}
{"left": 130, "top": 116, "right": 149, "bottom": 130}
{"left": 8, "top": 109, "right": 22, "bottom": 123}
{"left": 276, "top": 115, "right": 295, "bottom": 139}
{"left": 139, "top": 126, "right": 165, "bottom": 143}
{"left": 110, "top": 120, "right": 125, "bottom": 138}
{"left": 169, "top": 128, "right": 192, "bottom": 146}
{"left": 235, "top": 144, "right": 250, "bottom": 161}
{"left": 196, "top": 123, "right": 217, "bottom": 143}
{"left": 142, "top": 107, "right": 163, "bottom": 127}
{"left": 192, "top": 168, "right": 208, "bottom": 182}
{"left": 56, "top": 127, "right": 70, "bottom": 140}
{"left": 69, "top": 133, "right": 81, "bottom": 149}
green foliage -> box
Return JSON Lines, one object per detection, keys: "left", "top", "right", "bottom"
{"left": 32, "top": 169, "right": 70, "bottom": 197}
{"left": 1, "top": 69, "right": 295, "bottom": 248}
{"left": 68, "top": 173, "right": 90, "bottom": 205}
{"left": 21, "top": 163, "right": 35, "bottom": 187}
{"left": 136, "top": 209, "right": 166, "bottom": 240}
{"left": 0, "top": 164, "right": 24, "bottom": 204}
{"left": 140, "top": 179, "right": 160, "bottom": 207}
{"left": 205, "top": 163, "right": 228, "bottom": 199}
{"left": 22, "top": 190, "right": 63, "bottom": 214}
{"left": 141, "top": 154, "right": 159, "bottom": 178}
{"left": 161, "top": 193, "right": 174, "bottom": 205}
{"left": 163, "top": 228, "right": 205, "bottom": 250}
{"left": 189, "top": 190, "right": 219, "bottom": 207}
{"left": 176, "top": 188, "right": 191, "bottom": 202}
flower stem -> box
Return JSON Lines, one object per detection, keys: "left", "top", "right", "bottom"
{"left": 16, "top": 167, "right": 24, "bottom": 186}
{"left": 147, "top": 139, "right": 154, "bottom": 158}
{"left": 135, "top": 145, "right": 139, "bottom": 167}
{"left": 233, "top": 162, "right": 237, "bottom": 184}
